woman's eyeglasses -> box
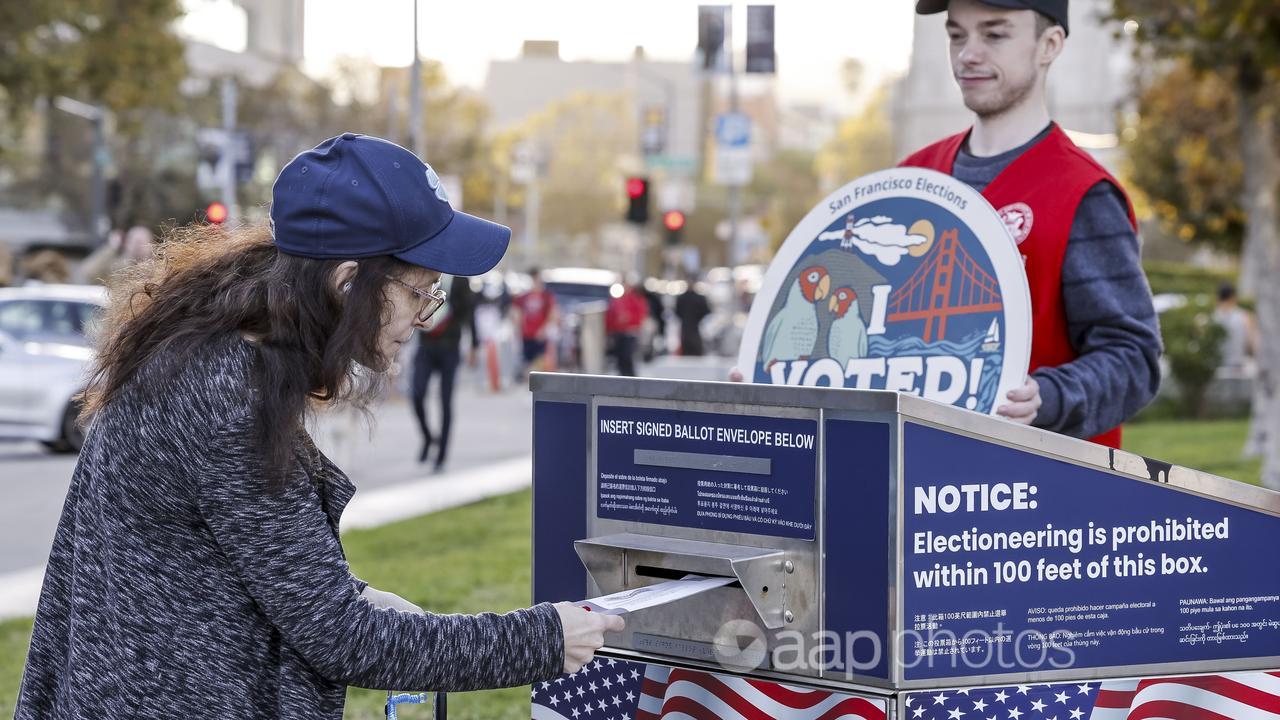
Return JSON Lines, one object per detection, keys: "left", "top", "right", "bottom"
{"left": 387, "top": 276, "right": 448, "bottom": 324}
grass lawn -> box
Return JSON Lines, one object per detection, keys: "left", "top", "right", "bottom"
{"left": 1124, "top": 417, "right": 1261, "bottom": 486}
{"left": 0, "top": 418, "right": 1266, "bottom": 717}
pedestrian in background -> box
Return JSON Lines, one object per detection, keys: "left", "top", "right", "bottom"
{"left": 512, "top": 268, "right": 558, "bottom": 376}
{"left": 1214, "top": 282, "right": 1258, "bottom": 372}
{"left": 675, "top": 272, "right": 711, "bottom": 356}
{"left": 411, "top": 274, "right": 478, "bottom": 469}
{"left": 640, "top": 278, "right": 667, "bottom": 360}
{"left": 14, "top": 133, "right": 619, "bottom": 720}
{"left": 605, "top": 277, "right": 648, "bottom": 376}
{"left": 78, "top": 225, "right": 155, "bottom": 285}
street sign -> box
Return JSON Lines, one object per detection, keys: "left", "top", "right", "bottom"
{"left": 510, "top": 141, "right": 541, "bottom": 185}
{"left": 715, "top": 112, "right": 751, "bottom": 147}
{"left": 641, "top": 106, "right": 666, "bottom": 156}
{"left": 713, "top": 112, "right": 752, "bottom": 186}
{"left": 195, "top": 127, "right": 252, "bottom": 192}
{"left": 644, "top": 155, "right": 697, "bottom": 173}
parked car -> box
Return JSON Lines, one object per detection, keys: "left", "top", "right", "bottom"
{"left": 0, "top": 284, "right": 106, "bottom": 452}
{"left": 541, "top": 267, "right": 621, "bottom": 313}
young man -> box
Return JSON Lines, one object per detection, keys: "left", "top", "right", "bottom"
{"left": 901, "top": 0, "right": 1161, "bottom": 447}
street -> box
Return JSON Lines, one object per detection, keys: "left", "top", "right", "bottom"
{"left": 0, "top": 368, "right": 533, "bottom": 576}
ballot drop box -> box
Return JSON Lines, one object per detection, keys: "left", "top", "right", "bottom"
{"left": 529, "top": 374, "right": 1280, "bottom": 719}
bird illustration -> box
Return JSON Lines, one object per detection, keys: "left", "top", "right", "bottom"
{"left": 761, "top": 265, "right": 830, "bottom": 368}
{"left": 826, "top": 286, "right": 868, "bottom": 363}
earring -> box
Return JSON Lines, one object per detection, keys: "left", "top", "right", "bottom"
{"left": 342, "top": 282, "right": 352, "bottom": 293}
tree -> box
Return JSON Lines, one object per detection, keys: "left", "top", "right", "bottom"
{"left": 0, "top": 0, "right": 187, "bottom": 233}
{"left": 748, "top": 148, "right": 822, "bottom": 254}
{"left": 1124, "top": 62, "right": 1245, "bottom": 252}
{"left": 496, "top": 92, "right": 636, "bottom": 266}
{"left": 0, "top": 0, "right": 186, "bottom": 130}
{"left": 183, "top": 58, "right": 495, "bottom": 226}
{"left": 815, "top": 83, "right": 895, "bottom": 194}
{"left": 1109, "top": 1, "right": 1280, "bottom": 489}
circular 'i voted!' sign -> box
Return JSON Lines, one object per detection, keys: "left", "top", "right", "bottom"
{"left": 737, "top": 167, "right": 1031, "bottom": 415}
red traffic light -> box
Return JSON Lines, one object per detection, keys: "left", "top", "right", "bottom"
{"left": 662, "top": 210, "right": 686, "bottom": 232}
{"left": 626, "top": 177, "right": 648, "bottom": 199}
{"left": 205, "top": 201, "right": 228, "bottom": 224}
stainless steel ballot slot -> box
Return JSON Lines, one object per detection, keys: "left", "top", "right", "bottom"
{"left": 574, "top": 534, "right": 790, "bottom": 629}
{"left": 574, "top": 530, "right": 821, "bottom": 670}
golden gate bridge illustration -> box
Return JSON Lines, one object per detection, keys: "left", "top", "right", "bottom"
{"left": 886, "top": 228, "right": 1002, "bottom": 343}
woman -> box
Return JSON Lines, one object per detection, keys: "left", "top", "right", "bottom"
{"left": 15, "top": 133, "right": 621, "bottom": 719}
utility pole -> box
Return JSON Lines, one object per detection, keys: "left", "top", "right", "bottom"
{"left": 512, "top": 141, "right": 540, "bottom": 267}
{"left": 525, "top": 173, "right": 540, "bottom": 265}
{"left": 409, "top": 0, "right": 426, "bottom": 159}
{"left": 725, "top": 2, "right": 741, "bottom": 268}
{"left": 220, "top": 76, "right": 239, "bottom": 225}
{"left": 632, "top": 57, "right": 678, "bottom": 279}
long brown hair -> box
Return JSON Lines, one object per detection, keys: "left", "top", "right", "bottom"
{"left": 82, "top": 220, "right": 414, "bottom": 485}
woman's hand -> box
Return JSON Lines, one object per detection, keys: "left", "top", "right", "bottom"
{"left": 554, "top": 602, "right": 626, "bottom": 674}
{"left": 360, "top": 586, "right": 424, "bottom": 614}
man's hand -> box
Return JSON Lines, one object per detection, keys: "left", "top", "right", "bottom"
{"left": 727, "top": 366, "right": 744, "bottom": 382}
{"left": 996, "top": 377, "right": 1041, "bottom": 425}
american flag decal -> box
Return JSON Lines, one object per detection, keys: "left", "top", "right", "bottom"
{"left": 531, "top": 660, "right": 886, "bottom": 720}
{"left": 903, "top": 671, "right": 1280, "bottom": 720}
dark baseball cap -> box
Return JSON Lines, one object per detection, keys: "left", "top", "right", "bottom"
{"left": 916, "top": 0, "right": 1069, "bottom": 35}
{"left": 270, "top": 133, "right": 510, "bottom": 276}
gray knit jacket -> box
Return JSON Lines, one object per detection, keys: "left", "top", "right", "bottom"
{"left": 15, "top": 335, "right": 564, "bottom": 719}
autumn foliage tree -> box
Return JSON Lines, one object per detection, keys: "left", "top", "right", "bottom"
{"left": 0, "top": 0, "right": 188, "bottom": 228}
{"left": 1124, "top": 62, "right": 1245, "bottom": 252}
{"left": 1110, "top": 1, "right": 1280, "bottom": 488}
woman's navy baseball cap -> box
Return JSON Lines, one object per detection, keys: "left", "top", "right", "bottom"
{"left": 270, "top": 133, "right": 510, "bottom": 276}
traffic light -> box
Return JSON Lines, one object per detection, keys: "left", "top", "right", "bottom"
{"left": 205, "top": 201, "right": 228, "bottom": 224}
{"left": 625, "top": 176, "right": 650, "bottom": 225}
{"left": 662, "top": 209, "right": 686, "bottom": 246}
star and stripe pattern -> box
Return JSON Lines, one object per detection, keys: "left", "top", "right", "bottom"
{"left": 535, "top": 663, "right": 1280, "bottom": 719}
{"left": 903, "top": 671, "right": 1280, "bottom": 720}
{"left": 531, "top": 660, "right": 886, "bottom": 720}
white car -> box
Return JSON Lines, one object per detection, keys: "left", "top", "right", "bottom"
{"left": 0, "top": 284, "right": 106, "bottom": 452}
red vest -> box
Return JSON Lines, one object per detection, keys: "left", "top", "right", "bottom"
{"left": 900, "top": 123, "right": 1136, "bottom": 448}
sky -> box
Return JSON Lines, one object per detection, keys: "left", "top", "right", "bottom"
{"left": 300, "top": 0, "right": 918, "bottom": 111}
